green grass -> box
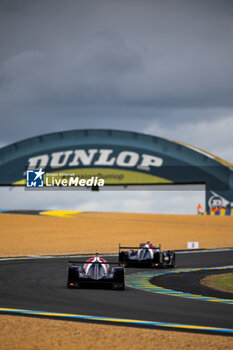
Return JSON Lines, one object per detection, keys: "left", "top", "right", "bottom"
{"left": 200, "top": 273, "right": 233, "bottom": 293}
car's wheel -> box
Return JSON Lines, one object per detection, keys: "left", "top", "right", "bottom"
{"left": 119, "top": 252, "right": 126, "bottom": 265}
{"left": 171, "top": 254, "right": 176, "bottom": 268}
{"left": 67, "top": 266, "right": 80, "bottom": 288}
{"left": 113, "top": 267, "right": 125, "bottom": 288}
{"left": 153, "top": 251, "right": 160, "bottom": 265}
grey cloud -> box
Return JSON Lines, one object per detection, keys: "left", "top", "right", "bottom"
{"left": 146, "top": 113, "right": 233, "bottom": 163}
{"left": 1, "top": 0, "right": 233, "bottom": 152}
{"left": 1, "top": 0, "right": 233, "bottom": 107}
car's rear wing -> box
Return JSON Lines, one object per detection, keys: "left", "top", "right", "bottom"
{"left": 119, "top": 243, "right": 161, "bottom": 252}
{"left": 68, "top": 260, "right": 120, "bottom": 266}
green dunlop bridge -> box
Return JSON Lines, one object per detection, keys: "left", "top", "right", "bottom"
{"left": 0, "top": 129, "right": 232, "bottom": 212}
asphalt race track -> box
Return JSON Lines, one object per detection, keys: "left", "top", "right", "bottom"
{"left": 0, "top": 251, "right": 233, "bottom": 335}
{"left": 151, "top": 267, "right": 233, "bottom": 300}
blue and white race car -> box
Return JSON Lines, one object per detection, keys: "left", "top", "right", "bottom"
{"left": 67, "top": 253, "right": 125, "bottom": 290}
{"left": 119, "top": 241, "right": 176, "bottom": 268}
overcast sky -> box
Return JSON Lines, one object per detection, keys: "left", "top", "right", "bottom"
{"left": 0, "top": 0, "right": 232, "bottom": 213}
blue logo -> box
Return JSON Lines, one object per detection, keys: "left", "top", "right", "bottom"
{"left": 26, "top": 169, "right": 45, "bottom": 188}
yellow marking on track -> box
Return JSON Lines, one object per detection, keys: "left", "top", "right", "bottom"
{"left": 126, "top": 265, "right": 233, "bottom": 305}
{"left": 1, "top": 307, "right": 233, "bottom": 333}
{"left": 40, "top": 211, "right": 83, "bottom": 218}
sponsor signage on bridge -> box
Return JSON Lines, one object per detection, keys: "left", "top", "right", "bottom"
{"left": 27, "top": 149, "right": 163, "bottom": 170}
